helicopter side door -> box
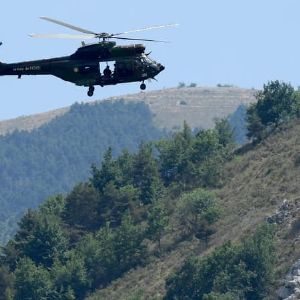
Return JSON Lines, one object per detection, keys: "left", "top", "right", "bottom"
{"left": 99, "top": 61, "right": 115, "bottom": 78}
{"left": 51, "top": 60, "right": 101, "bottom": 87}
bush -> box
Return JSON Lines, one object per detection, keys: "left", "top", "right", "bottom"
{"left": 175, "top": 188, "right": 221, "bottom": 240}
{"left": 247, "top": 80, "right": 299, "bottom": 141}
{"left": 164, "top": 224, "right": 276, "bottom": 300}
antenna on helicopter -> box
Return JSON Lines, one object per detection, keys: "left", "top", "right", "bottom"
{"left": 29, "top": 17, "right": 179, "bottom": 43}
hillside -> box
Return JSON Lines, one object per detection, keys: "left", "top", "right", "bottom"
{"left": 87, "top": 120, "right": 300, "bottom": 300}
{"left": 0, "top": 86, "right": 256, "bottom": 135}
{"left": 0, "top": 101, "right": 163, "bottom": 244}
{"left": 1, "top": 89, "right": 300, "bottom": 299}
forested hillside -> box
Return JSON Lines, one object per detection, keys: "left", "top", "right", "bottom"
{"left": 86, "top": 81, "right": 300, "bottom": 300}
{"left": 1, "top": 81, "right": 300, "bottom": 300}
{"left": 0, "top": 101, "right": 164, "bottom": 244}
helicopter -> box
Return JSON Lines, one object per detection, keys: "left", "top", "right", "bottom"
{"left": 0, "top": 17, "right": 178, "bottom": 96}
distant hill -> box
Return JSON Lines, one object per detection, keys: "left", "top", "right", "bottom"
{"left": 0, "top": 86, "right": 256, "bottom": 136}
{"left": 0, "top": 101, "right": 163, "bottom": 244}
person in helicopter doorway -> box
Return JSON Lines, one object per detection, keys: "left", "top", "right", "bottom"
{"left": 104, "top": 65, "right": 112, "bottom": 78}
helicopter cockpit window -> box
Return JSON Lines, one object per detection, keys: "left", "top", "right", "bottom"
{"left": 140, "top": 54, "right": 157, "bottom": 67}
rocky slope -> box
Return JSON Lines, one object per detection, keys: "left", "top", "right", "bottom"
{"left": 0, "top": 86, "right": 256, "bottom": 135}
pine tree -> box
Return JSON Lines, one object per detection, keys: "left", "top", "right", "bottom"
{"left": 132, "top": 143, "right": 161, "bottom": 204}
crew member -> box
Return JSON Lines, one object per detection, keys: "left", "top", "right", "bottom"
{"left": 104, "top": 65, "right": 112, "bottom": 78}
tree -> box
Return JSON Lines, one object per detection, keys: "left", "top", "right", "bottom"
{"left": 157, "top": 122, "right": 193, "bottom": 188}
{"left": 14, "top": 258, "right": 53, "bottom": 300}
{"left": 23, "top": 216, "right": 68, "bottom": 267}
{"left": 241, "top": 224, "right": 276, "bottom": 300}
{"left": 77, "top": 228, "right": 117, "bottom": 288}
{"left": 39, "top": 194, "right": 66, "bottom": 217}
{"left": 51, "top": 252, "right": 90, "bottom": 300}
{"left": 214, "top": 119, "right": 235, "bottom": 149}
{"left": 164, "top": 224, "right": 276, "bottom": 300}
{"left": 63, "top": 183, "right": 101, "bottom": 231}
{"left": 147, "top": 199, "right": 169, "bottom": 251}
{"left": 247, "top": 80, "right": 298, "bottom": 140}
{"left": 246, "top": 103, "right": 265, "bottom": 141}
{"left": 99, "top": 182, "right": 139, "bottom": 227}
{"left": 114, "top": 215, "right": 147, "bottom": 273}
{"left": 132, "top": 143, "right": 161, "bottom": 204}
{"left": 11, "top": 211, "right": 68, "bottom": 268}
{"left": 175, "top": 188, "right": 221, "bottom": 240}
{"left": 0, "top": 265, "right": 14, "bottom": 300}
{"left": 91, "top": 148, "right": 120, "bottom": 193}
{"left": 115, "top": 149, "right": 134, "bottom": 186}
{"left": 191, "top": 130, "right": 221, "bottom": 163}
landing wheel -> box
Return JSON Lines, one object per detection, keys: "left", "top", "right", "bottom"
{"left": 140, "top": 83, "right": 146, "bottom": 90}
{"left": 87, "top": 86, "right": 95, "bottom": 97}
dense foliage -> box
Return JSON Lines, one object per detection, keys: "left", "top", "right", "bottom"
{"left": 164, "top": 224, "right": 276, "bottom": 300}
{"left": 0, "top": 101, "right": 164, "bottom": 244}
{"left": 0, "top": 121, "right": 233, "bottom": 299}
{"left": 247, "top": 81, "right": 300, "bottom": 141}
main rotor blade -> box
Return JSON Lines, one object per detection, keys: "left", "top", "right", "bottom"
{"left": 114, "top": 36, "right": 169, "bottom": 43}
{"left": 113, "top": 23, "right": 179, "bottom": 36}
{"left": 29, "top": 33, "right": 96, "bottom": 39}
{"left": 40, "top": 17, "right": 96, "bottom": 35}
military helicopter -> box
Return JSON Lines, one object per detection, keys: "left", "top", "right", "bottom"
{"left": 0, "top": 17, "right": 178, "bottom": 96}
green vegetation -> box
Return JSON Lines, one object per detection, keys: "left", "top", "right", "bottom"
{"left": 175, "top": 189, "right": 221, "bottom": 242}
{"left": 87, "top": 81, "right": 300, "bottom": 299}
{"left": 2, "top": 81, "right": 299, "bottom": 299}
{"left": 164, "top": 224, "right": 276, "bottom": 300}
{"left": 0, "top": 119, "right": 233, "bottom": 299}
{"left": 247, "top": 80, "right": 300, "bottom": 141}
{"left": 0, "top": 101, "right": 164, "bottom": 244}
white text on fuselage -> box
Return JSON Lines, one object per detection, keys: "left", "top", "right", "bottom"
{"left": 13, "top": 66, "right": 41, "bottom": 72}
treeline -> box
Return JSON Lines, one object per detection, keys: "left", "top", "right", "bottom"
{"left": 0, "top": 119, "right": 234, "bottom": 299}
{"left": 0, "top": 100, "right": 164, "bottom": 244}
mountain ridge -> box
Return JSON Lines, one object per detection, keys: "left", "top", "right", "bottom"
{"left": 0, "top": 86, "right": 256, "bottom": 136}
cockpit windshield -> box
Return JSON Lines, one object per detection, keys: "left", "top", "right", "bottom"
{"left": 141, "top": 54, "right": 156, "bottom": 64}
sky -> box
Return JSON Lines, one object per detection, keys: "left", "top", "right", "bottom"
{"left": 1, "top": 0, "right": 300, "bottom": 120}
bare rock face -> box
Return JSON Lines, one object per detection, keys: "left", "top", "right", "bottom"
{"left": 277, "top": 259, "right": 300, "bottom": 299}
{"left": 266, "top": 199, "right": 300, "bottom": 225}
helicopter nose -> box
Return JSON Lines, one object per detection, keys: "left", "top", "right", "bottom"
{"left": 158, "top": 63, "right": 165, "bottom": 72}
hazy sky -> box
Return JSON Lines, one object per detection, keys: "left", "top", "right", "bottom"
{"left": 1, "top": 0, "right": 300, "bottom": 120}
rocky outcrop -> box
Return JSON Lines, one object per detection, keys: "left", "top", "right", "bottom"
{"left": 266, "top": 199, "right": 300, "bottom": 225}
{"left": 277, "top": 259, "right": 300, "bottom": 299}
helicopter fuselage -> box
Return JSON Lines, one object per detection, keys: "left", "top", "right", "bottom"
{"left": 0, "top": 41, "right": 165, "bottom": 95}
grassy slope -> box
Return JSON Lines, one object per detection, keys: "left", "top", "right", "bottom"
{"left": 87, "top": 120, "right": 300, "bottom": 300}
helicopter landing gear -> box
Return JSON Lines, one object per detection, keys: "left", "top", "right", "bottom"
{"left": 140, "top": 82, "right": 146, "bottom": 91}
{"left": 87, "top": 86, "right": 95, "bottom": 97}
